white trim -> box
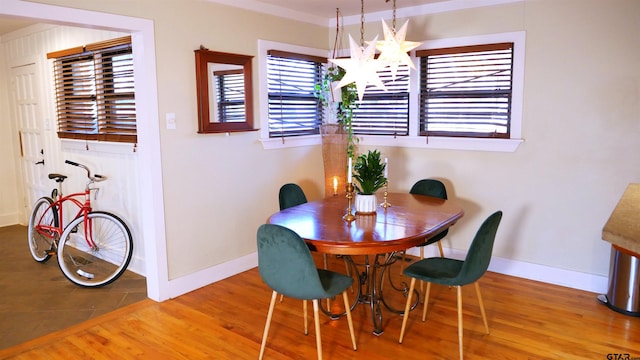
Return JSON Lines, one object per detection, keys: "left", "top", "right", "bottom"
{"left": 406, "top": 247, "right": 608, "bottom": 294}
{"left": 259, "top": 135, "right": 320, "bottom": 150}
{"left": 257, "top": 31, "right": 526, "bottom": 153}
{"left": 257, "top": 39, "right": 329, "bottom": 147}
{"left": 206, "top": 0, "right": 524, "bottom": 27}
{"left": 167, "top": 252, "right": 258, "bottom": 299}
{"left": 417, "top": 31, "right": 526, "bottom": 141}
{"left": 357, "top": 135, "right": 524, "bottom": 153}
{"left": 1, "top": 0, "right": 170, "bottom": 302}
{"left": 174, "top": 247, "right": 607, "bottom": 297}
{"left": 342, "top": 0, "right": 524, "bottom": 26}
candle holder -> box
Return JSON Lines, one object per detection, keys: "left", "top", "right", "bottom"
{"left": 380, "top": 181, "right": 391, "bottom": 208}
{"left": 343, "top": 183, "right": 356, "bottom": 222}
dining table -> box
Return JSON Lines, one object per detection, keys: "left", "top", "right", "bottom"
{"left": 266, "top": 191, "right": 464, "bottom": 335}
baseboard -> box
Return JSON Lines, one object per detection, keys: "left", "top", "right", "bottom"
{"left": 165, "top": 248, "right": 608, "bottom": 302}
{"left": 167, "top": 252, "right": 258, "bottom": 299}
{"left": 0, "top": 213, "right": 20, "bottom": 227}
{"left": 405, "top": 247, "right": 608, "bottom": 294}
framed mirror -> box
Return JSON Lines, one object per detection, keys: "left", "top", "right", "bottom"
{"left": 195, "top": 48, "right": 254, "bottom": 133}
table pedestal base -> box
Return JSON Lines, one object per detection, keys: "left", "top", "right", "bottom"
{"left": 319, "top": 252, "right": 419, "bottom": 335}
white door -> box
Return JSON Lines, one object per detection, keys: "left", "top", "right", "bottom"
{"left": 9, "top": 62, "right": 48, "bottom": 223}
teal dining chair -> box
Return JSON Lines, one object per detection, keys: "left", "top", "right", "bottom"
{"left": 409, "top": 179, "right": 449, "bottom": 258}
{"left": 398, "top": 211, "right": 503, "bottom": 360}
{"left": 257, "top": 224, "right": 357, "bottom": 360}
{"left": 278, "top": 183, "right": 308, "bottom": 210}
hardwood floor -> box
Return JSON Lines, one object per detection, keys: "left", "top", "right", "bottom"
{"left": 1, "top": 253, "right": 638, "bottom": 359}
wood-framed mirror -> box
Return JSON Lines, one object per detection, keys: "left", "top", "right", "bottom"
{"left": 194, "top": 48, "right": 254, "bottom": 133}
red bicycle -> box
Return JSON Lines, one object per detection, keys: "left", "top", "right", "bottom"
{"left": 27, "top": 160, "right": 133, "bottom": 287}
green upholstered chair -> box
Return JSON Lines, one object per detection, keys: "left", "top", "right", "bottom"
{"left": 278, "top": 183, "right": 308, "bottom": 211}
{"left": 409, "top": 179, "right": 449, "bottom": 258}
{"left": 398, "top": 211, "right": 503, "bottom": 360}
{"left": 257, "top": 224, "right": 357, "bottom": 360}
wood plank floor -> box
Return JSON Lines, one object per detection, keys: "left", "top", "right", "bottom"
{"left": 1, "top": 253, "right": 639, "bottom": 359}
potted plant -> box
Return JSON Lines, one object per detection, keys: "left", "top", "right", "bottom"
{"left": 353, "top": 149, "right": 387, "bottom": 214}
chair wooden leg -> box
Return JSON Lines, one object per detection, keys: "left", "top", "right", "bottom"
{"left": 474, "top": 282, "right": 490, "bottom": 334}
{"left": 259, "top": 291, "right": 278, "bottom": 360}
{"left": 418, "top": 247, "right": 426, "bottom": 298}
{"left": 279, "top": 294, "right": 284, "bottom": 302}
{"left": 312, "top": 299, "right": 322, "bottom": 360}
{"left": 342, "top": 291, "right": 357, "bottom": 350}
{"left": 303, "top": 300, "right": 308, "bottom": 335}
{"left": 322, "top": 255, "right": 331, "bottom": 309}
{"left": 422, "top": 282, "right": 431, "bottom": 321}
{"left": 457, "top": 286, "right": 463, "bottom": 360}
{"left": 437, "top": 241, "right": 444, "bottom": 257}
{"left": 398, "top": 277, "right": 417, "bottom": 343}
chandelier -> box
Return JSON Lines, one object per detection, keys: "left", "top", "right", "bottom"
{"left": 329, "top": 0, "right": 422, "bottom": 100}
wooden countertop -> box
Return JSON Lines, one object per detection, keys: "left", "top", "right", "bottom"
{"left": 602, "top": 183, "right": 640, "bottom": 256}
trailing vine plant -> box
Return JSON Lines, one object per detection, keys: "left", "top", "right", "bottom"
{"left": 314, "top": 66, "right": 359, "bottom": 158}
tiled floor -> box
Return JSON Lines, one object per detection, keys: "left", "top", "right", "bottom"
{"left": 0, "top": 224, "right": 147, "bottom": 349}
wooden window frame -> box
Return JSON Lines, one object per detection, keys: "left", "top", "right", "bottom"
{"left": 48, "top": 36, "right": 137, "bottom": 143}
{"left": 417, "top": 42, "right": 514, "bottom": 139}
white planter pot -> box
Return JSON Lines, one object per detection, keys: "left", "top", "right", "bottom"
{"left": 355, "top": 193, "right": 377, "bottom": 214}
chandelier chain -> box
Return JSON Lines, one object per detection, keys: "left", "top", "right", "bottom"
{"left": 393, "top": 0, "right": 397, "bottom": 32}
{"left": 360, "top": 0, "right": 365, "bottom": 47}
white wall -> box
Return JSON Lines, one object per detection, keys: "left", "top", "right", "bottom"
{"left": 1, "top": 0, "right": 639, "bottom": 299}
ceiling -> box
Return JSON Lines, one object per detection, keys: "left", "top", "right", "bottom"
{"left": 243, "top": 0, "right": 447, "bottom": 17}
{"left": 0, "top": 17, "right": 35, "bottom": 36}
{"left": 0, "top": 0, "right": 513, "bottom": 35}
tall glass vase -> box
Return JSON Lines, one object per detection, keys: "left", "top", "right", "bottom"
{"left": 321, "top": 123, "right": 348, "bottom": 197}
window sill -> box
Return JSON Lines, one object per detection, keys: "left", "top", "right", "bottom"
{"left": 358, "top": 135, "right": 524, "bottom": 152}
{"left": 259, "top": 135, "right": 321, "bottom": 150}
{"left": 259, "top": 135, "right": 523, "bottom": 152}
{"left": 61, "top": 139, "right": 137, "bottom": 154}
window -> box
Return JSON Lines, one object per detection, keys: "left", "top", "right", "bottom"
{"left": 417, "top": 43, "right": 513, "bottom": 138}
{"left": 214, "top": 69, "right": 246, "bottom": 123}
{"left": 353, "top": 64, "right": 411, "bottom": 136}
{"left": 259, "top": 32, "right": 524, "bottom": 152}
{"left": 266, "top": 50, "right": 325, "bottom": 138}
{"left": 47, "top": 36, "right": 136, "bottom": 143}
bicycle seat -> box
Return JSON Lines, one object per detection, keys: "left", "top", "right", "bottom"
{"left": 48, "top": 173, "right": 67, "bottom": 183}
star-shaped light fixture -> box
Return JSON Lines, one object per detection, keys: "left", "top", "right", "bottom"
{"left": 329, "top": 34, "right": 386, "bottom": 101}
{"left": 374, "top": 19, "right": 421, "bottom": 80}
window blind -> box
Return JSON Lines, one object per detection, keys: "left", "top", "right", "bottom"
{"left": 214, "top": 69, "right": 245, "bottom": 123}
{"left": 417, "top": 42, "right": 513, "bottom": 138}
{"left": 267, "top": 50, "right": 325, "bottom": 138}
{"left": 352, "top": 64, "right": 410, "bottom": 136}
{"left": 48, "top": 36, "right": 136, "bottom": 143}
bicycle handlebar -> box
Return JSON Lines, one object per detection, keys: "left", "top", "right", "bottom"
{"left": 65, "top": 160, "right": 107, "bottom": 182}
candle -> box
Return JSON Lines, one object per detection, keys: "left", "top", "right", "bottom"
{"left": 384, "top": 157, "right": 388, "bottom": 178}
{"left": 333, "top": 176, "right": 339, "bottom": 195}
{"left": 347, "top": 157, "right": 352, "bottom": 183}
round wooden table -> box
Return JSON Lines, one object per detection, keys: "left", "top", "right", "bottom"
{"left": 267, "top": 192, "right": 464, "bottom": 335}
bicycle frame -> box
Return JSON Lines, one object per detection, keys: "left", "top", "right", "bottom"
{"left": 34, "top": 173, "right": 102, "bottom": 252}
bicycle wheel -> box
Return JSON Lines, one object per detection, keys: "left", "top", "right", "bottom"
{"left": 57, "top": 211, "right": 133, "bottom": 287}
{"left": 27, "top": 197, "right": 58, "bottom": 262}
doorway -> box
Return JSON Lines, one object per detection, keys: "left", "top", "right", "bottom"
{"left": 1, "top": 0, "right": 169, "bottom": 301}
